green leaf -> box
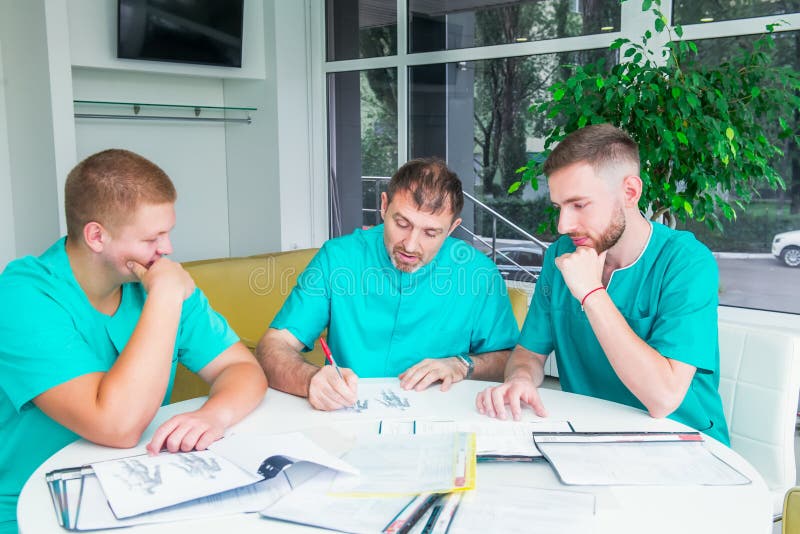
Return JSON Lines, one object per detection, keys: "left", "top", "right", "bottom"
{"left": 674, "top": 25, "right": 683, "bottom": 38}
{"left": 671, "top": 87, "right": 681, "bottom": 99}
{"left": 515, "top": 166, "right": 527, "bottom": 174}
{"left": 553, "top": 88, "right": 566, "bottom": 101}
{"left": 624, "top": 47, "right": 636, "bottom": 58}
{"left": 596, "top": 77, "right": 605, "bottom": 89}
{"left": 578, "top": 115, "right": 588, "bottom": 128}
{"left": 750, "top": 87, "right": 761, "bottom": 98}
{"left": 508, "top": 181, "right": 521, "bottom": 194}
{"left": 642, "top": 0, "right": 653, "bottom": 11}
{"left": 725, "top": 127, "right": 734, "bottom": 141}
{"left": 654, "top": 17, "right": 665, "bottom": 32}
{"left": 683, "top": 201, "right": 693, "bottom": 216}
{"left": 676, "top": 132, "right": 688, "bottom": 145}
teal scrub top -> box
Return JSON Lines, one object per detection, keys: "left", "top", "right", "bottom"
{"left": 272, "top": 225, "right": 519, "bottom": 377}
{"left": 519, "top": 222, "right": 730, "bottom": 445}
{"left": 0, "top": 238, "right": 239, "bottom": 532}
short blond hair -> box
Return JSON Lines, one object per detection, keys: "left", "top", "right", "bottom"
{"left": 65, "top": 149, "right": 176, "bottom": 239}
{"left": 544, "top": 124, "right": 640, "bottom": 178}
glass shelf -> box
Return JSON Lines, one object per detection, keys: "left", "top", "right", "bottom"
{"left": 73, "top": 100, "right": 256, "bottom": 124}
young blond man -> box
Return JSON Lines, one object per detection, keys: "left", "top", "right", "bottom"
{"left": 0, "top": 149, "right": 267, "bottom": 533}
{"left": 477, "top": 124, "right": 729, "bottom": 445}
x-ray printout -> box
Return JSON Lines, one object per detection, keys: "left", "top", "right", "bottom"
{"left": 91, "top": 449, "right": 260, "bottom": 518}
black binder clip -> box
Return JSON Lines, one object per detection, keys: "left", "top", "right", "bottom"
{"left": 257, "top": 455, "right": 294, "bottom": 480}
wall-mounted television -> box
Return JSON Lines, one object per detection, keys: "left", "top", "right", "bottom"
{"left": 118, "top": 0, "right": 244, "bottom": 68}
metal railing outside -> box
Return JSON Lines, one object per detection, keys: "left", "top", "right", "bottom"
{"left": 362, "top": 176, "right": 548, "bottom": 283}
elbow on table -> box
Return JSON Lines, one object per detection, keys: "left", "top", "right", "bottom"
{"left": 85, "top": 420, "right": 149, "bottom": 449}
{"left": 645, "top": 395, "right": 683, "bottom": 420}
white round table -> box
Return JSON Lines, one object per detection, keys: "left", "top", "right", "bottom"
{"left": 19, "top": 379, "right": 772, "bottom": 533}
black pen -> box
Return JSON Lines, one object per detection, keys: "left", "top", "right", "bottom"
{"left": 391, "top": 493, "right": 442, "bottom": 534}
{"left": 421, "top": 504, "right": 443, "bottom": 534}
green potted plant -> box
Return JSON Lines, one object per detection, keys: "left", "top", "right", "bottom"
{"left": 514, "top": 0, "right": 800, "bottom": 231}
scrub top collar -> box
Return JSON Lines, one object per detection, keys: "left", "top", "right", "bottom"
{"left": 606, "top": 218, "right": 654, "bottom": 289}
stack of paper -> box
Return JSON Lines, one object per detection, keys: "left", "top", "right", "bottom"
{"left": 260, "top": 432, "right": 478, "bottom": 533}
{"left": 45, "top": 432, "right": 357, "bottom": 530}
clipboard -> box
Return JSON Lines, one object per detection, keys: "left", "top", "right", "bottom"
{"left": 532, "top": 431, "right": 751, "bottom": 486}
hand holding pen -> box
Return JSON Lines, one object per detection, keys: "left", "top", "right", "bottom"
{"left": 306, "top": 337, "right": 358, "bottom": 411}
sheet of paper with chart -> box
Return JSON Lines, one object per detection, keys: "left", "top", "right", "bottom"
{"left": 379, "top": 418, "right": 573, "bottom": 459}
{"left": 329, "top": 432, "right": 477, "bottom": 496}
{"left": 91, "top": 450, "right": 261, "bottom": 518}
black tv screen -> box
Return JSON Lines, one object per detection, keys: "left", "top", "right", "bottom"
{"left": 118, "top": 0, "right": 244, "bottom": 68}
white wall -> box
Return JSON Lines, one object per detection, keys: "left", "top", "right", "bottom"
{"left": 0, "top": 37, "right": 16, "bottom": 271}
{"left": 1, "top": 0, "right": 325, "bottom": 265}
{"left": 0, "top": 0, "right": 73, "bottom": 259}
{"left": 72, "top": 69, "right": 233, "bottom": 261}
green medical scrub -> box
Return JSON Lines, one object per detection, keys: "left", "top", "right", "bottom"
{"left": 0, "top": 238, "right": 239, "bottom": 533}
{"left": 272, "top": 225, "right": 519, "bottom": 377}
{"left": 519, "top": 222, "right": 730, "bottom": 445}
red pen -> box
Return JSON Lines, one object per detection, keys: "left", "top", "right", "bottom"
{"left": 318, "top": 337, "right": 344, "bottom": 380}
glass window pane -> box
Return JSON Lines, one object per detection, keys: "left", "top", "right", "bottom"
{"left": 675, "top": 31, "right": 800, "bottom": 314}
{"left": 408, "top": 0, "right": 621, "bottom": 53}
{"left": 673, "top": 0, "right": 800, "bottom": 25}
{"left": 408, "top": 47, "right": 616, "bottom": 253}
{"left": 326, "top": 0, "right": 397, "bottom": 61}
{"left": 328, "top": 68, "right": 397, "bottom": 236}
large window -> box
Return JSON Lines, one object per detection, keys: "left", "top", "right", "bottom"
{"left": 408, "top": 0, "right": 621, "bottom": 52}
{"left": 324, "top": 1, "right": 800, "bottom": 315}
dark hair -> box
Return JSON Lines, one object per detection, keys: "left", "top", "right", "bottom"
{"left": 65, "top": 149, "right": 176, "bottom": 239}
{"left": 543, "top": 124, "right": 640, "bottom": 177}
{"left": 387, "top": 158, "right": 464, "bottom": 219}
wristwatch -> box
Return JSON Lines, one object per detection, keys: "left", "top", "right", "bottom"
{"left": 456, "top": 353, "right": 474, "bottom": 379}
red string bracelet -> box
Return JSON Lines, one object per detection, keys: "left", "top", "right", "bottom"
{"left": 580, "top": 286, "right": 605, "bottom": 310}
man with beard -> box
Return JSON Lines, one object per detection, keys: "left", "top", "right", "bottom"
{"left": 0, "top": 150, "right": 267, "bottom": 534}
{"left": 257, "top": 158, "right": 519, "bottom": 410}
{"left": 475, "top": 124, "right": 729, "bottom": 445}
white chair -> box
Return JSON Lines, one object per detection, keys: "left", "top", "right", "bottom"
{"left": 718, "top": 319, "right": 800, "bottom": 519}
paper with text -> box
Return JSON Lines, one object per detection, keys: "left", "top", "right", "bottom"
{"left": 329, "top": 432, "right": 476, "bottom": 496}
{"left": 380, "top": 419, "right": 572, "bottom": 458}
{"left": 446, "top": 485, "right": 596, "bottom": 533}
{"left": 535, "top": 439, "right": 750, "bottom": 485}
{"left": 260, "top": 469, "right": 411, "bottom": 534}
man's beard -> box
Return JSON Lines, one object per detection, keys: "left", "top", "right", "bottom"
{"left": 595, "top": 206, "right": 626, "bottom": 252}
{"left": 571, "top": 206, "right": 626, "bottom": 253}
{"left": 391, "top": 246, "right": 423, "bottom": 273}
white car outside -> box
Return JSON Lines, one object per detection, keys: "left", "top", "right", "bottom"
{"left": 772, "top": 230, "right": 800, "bottom": 267}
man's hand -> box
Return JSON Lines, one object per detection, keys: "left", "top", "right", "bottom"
{"left": 146, "top": 409, "right": 226, "bottom": 454}
{"left": 128, "top": 257, "right": 195, "bottom": 301}
{"left": 554, "top": 247, "right": 607, "bottom": 302}
{"left": 399, "top": 357, "right": 467, "bottom": 392}
{"left": 475, "top": 376, "right": 547, "bottom": 421}
{"left": 308, "top": 366, "right": 358, "bottom": 411}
